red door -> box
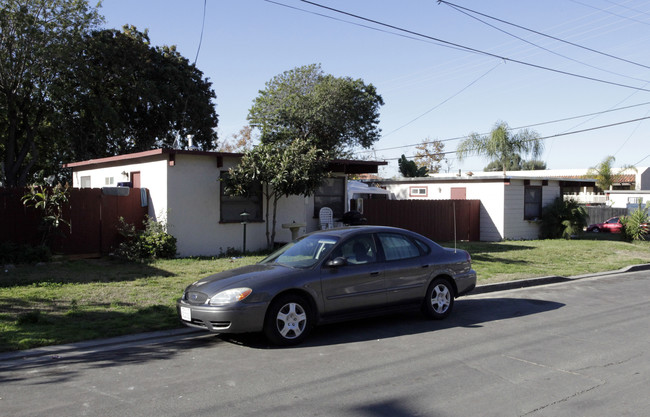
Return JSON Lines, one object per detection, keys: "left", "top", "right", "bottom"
{"left": 131, "top": 171, "right": 141, "bottom": 188}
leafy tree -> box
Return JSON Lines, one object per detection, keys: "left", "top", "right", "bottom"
{"left": 539, "top": 197, "right": 588, "bottom": 239}
{"left": 398, "top": 154, "right": 428, "bottom": 177}
{"left": 247, "top": 64, "right": 383, "bottom": 157}
{"left": 522, "top": 159, "right": 547, "bottom": 170}
{"left": 585, "top": 156, "right": 635, "bottom": 191}
{"left": 457, "top": 121, "right": 543, "bottom": 175}
{"left": 56, "top": 25, "right": 218, "bottom": 163}
{"left": 484, "top": 153, "right": 524, "bottom": 172}
{"left": 0, "top": 0, "right": 101, "bottom": 187}
{"left": 224, "top": 139, "right": 328, "bottom": 249}
{"left": 218, "top": 126, "right": 255, "bottom": 153}
{"left": 21, "top": 183, "right": 70, "bottom": 246}
{"left": 414, "top": 139, "right": 445, "bottom": 173}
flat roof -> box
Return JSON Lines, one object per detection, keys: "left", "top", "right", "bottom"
{"left": 63, "top": 148, "right": 387, "bottom": 174}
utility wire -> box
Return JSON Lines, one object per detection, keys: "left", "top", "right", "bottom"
{"left": 297, "top": 0, "right": 650, "bottom": 93}
{"left": 263, "top": 0, "right": 476, "bottom": 54}
{"left": 382, "top": 63, "right": 502, "bottom": 138}
{"left": 356, "top": 100, "right": 650, "bottom": 154}
{"left": 194, "top": 0, "right": 207, "bottom": 64}
{"left": 569, "top": 0, "right": 650, "bottom": 27}
{"left": 376, "top": 115, "right": 650, "bottom": 161}
{"left": 441, "top": 1, "right": 650, "bottom": 83}
{"left": 439, "top": 0, "right": 650, "bottom": 71}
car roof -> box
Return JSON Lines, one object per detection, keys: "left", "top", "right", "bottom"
{"left": 305, "top": 225, "right": 421, "bottom": 239}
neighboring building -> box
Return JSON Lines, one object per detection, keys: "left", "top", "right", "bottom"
{"left": 604, "top": 190, "right": 650, "bottom": 209}
{"left": 63, "top": 148, "right": 386, "bottom": 256}
{"left": 371, "top": 173, "right": 594, "bottom": 241}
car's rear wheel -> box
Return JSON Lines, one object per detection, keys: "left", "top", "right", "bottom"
{"left": 422, "top": 278, "right": 454, "bottom": 320}
{"left": 264, "top": 294, "right": 313, "bottom": 346}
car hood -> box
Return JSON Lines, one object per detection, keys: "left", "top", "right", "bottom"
{"left": 186, "top": 263, "right": 302, "bottom": 295}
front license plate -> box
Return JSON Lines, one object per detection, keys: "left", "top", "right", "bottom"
{"left": 180, "top": 306, "right": 191, "bottom": 322}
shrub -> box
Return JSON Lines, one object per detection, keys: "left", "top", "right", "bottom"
{"left": 540, "top": 197, "right": 588, "bottom": 239}
{"left": 115, "top": 216, "right": 177, "bottom": 261}
{"left": 0, "top": 242, "right": 51, "bottom": 264}
{"left": 620, "top": 206, "right": 649, "bottom": 242}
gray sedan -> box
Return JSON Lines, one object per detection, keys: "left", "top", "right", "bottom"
{"left": 177, "top": 226, "right": 476, "bottom": 345}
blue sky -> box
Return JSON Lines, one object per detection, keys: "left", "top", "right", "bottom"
{"left": 99, "top": 0, "right": 650, "bottom": 177}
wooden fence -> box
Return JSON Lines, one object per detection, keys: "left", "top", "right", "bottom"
{"left": 362, "top": 199, "right": 480, "bottom": 242}
{"left": 584, "top": 206, "right": 628, "bottom": 225}
{"left": 1, "top": 187, "right": 148, "bottom": 256}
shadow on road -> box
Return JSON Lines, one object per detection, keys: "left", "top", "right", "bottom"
{"left": 220, "top": 296, "right": 565, "bottom": 349}
{"left": 0, "top": 296, "right": 564, "bottom": 384}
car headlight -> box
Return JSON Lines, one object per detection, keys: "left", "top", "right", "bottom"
{"left": 209, "top": 288, "right": 252, "bottom": 306}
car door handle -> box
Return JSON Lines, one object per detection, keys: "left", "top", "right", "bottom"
{"left": 370, "top": 271, "right": 380, "bottom": 276}
{"left": 421, "top": 265, "right": 430, "bottom": 269}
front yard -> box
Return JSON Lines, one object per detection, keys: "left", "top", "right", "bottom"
{"left": 1, "top": 239, "right": 649, "bottom": 352}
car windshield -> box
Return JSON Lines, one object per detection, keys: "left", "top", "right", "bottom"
{"left": 260, "top": 234, "right": 339, "bottom": 269}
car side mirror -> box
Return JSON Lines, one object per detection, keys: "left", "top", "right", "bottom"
{"left": 326, "top": 257, "right": 348, "bottom": 268}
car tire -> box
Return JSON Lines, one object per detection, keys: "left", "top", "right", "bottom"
{"left": 422, "top": 278, "right": 454, "bottom": 320}
{"left": 592, "top": 227, "right": 600, "bottom": 233}
{"left": 264, "top": 294, "right": 313, "bottom": 346}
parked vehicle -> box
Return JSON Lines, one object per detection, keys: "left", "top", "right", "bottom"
{"left": 586, "top": 217, "right": 624, "bottom": 233}
{"left": 586, "top": 216, "right": 649, "bottom": 233}
{"left": 177, "top": 226, "right": 476, "bottom": 345}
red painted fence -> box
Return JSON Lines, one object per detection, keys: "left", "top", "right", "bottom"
{"left": 362, "top": 199, "right": 480, "bottom": 242}
{"left": 1, "top": 187, "right": 148, "bottom": 256}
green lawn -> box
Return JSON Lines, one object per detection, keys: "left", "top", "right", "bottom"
{"left": 1, "top": 238, "right": 649, "bottom": 352}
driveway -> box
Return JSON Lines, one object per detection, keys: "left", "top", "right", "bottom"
{"left": 1, "top": 270, "right": 649, "bottom": 416}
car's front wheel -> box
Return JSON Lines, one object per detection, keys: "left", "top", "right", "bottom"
{"left": 264, "top": 294, "right": 313, "bottom": 346}
{"left": 422, "top": 278, "right": 455, "bottom": 320}
{"left": 592, "top": 227, "right": 600, "bottom": 233}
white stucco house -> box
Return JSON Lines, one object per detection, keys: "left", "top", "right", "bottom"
{"left": 370, "top": 172, "right": 595, "bottom": 241}
{"left": 63, "top": 148, "right": 386, "bottom": 256}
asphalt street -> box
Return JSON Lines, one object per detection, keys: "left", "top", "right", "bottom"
{"left": 1, "top": 269, "right": 649, "bottom": 416}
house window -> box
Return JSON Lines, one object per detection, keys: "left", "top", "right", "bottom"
{"left": 104, "top": 177, "right": 114, "bottom": 186}
{"left": 80, "top": 176, "right": 91, "bottom": 188}
{"left": 314, "top": 177, "right": 345, "bottom": 218}
{"left": 409, "top": 187, "right": 428, "bottom": 197}
{"left": 524, "top": 186, "right": 542, "bottom": 220}
{"left": 220, "top": 172, "right": 263, "bottom": 223}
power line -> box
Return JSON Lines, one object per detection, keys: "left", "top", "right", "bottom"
{"left": 298, "top": 0, "right": 650, "bottom": 93}
{"left": 263, "top": 0, "right": 476, "bottom": 54}
{"left": 193, "top": 0, "right": 207, "bottom": 64}
{"left": 570, "top": 0, "right": 650, "bottom": 27}
{"left": 440, "top": 1, "right": 650, "bottom": 83}
{"left": 382, "top": 62, "right": 502, "bottom": 138}
{"left": 376, "top": 115, "right": 650, "bottom": 161}
{"left": 357, "top": 100, "right": 650, "bottom": 154}
{"left": 439, "top": 0, "right": 650, "bottom": 71}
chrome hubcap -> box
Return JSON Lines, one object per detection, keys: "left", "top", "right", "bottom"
{"left": 276, "top": 302, "right": 307, "bottom": 339}
{"left": 431, "top": 284, "right": 450, "bottom": 313}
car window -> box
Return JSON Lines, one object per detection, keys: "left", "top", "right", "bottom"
{"left": 377, "top": 233, "right": 421, "bottom": 261}
{"left": 261, "top": 234, "right": 339, "bottom": 268}
{"left": 413, "top": 238, "right": 431, "bottom": 255}
{"left": 329, "top": 235, "right": 377, "bottom": 265}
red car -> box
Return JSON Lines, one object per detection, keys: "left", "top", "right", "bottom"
{"left": 586, "top": 217, "right": 623, "bottom": 233}
{"left": 586, "top": 216, "right": 649, "bottom": 233}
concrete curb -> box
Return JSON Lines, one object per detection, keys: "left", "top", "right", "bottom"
{"left": 2, "top": 263, "right": 649, "bottom": 362}
{"left": 471, "top": 262, "right": 650, "bottom": 295}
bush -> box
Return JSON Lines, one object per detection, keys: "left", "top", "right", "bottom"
{"left": 620, "top": 207, "right": 649, "bottom": 242}
{"left": 115, "top": 216, "right": 177, "bottom": 261}
{"left": 0, "top": 242, "right": 51, "bottom": 264}
{"left": 540, "top": 197, "right": 588, "bottom": 239}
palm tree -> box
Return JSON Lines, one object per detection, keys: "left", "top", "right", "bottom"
{"left": 456, "top": 121, "right": 544, "bottom": 175}
{"left": 585, "top": 156, "right": 636, "bottom": 191}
